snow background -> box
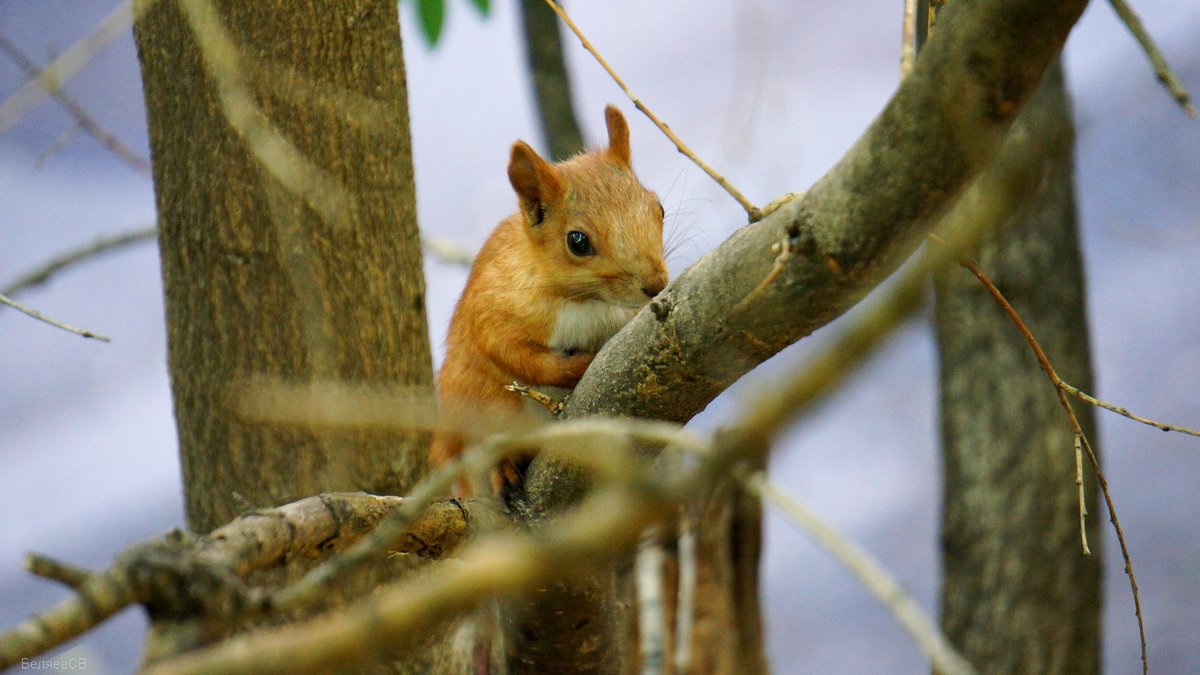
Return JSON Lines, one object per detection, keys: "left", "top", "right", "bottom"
{"left": 1, "top": 1, "right": 1198, "bottom": 672}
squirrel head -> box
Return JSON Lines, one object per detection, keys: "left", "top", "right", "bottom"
{"left": 506, "top": 105, "right": 669, "bottom": 309}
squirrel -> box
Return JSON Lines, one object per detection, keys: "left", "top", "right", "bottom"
{"left": 430, "top": 105, "right": 669, "bottom": 494}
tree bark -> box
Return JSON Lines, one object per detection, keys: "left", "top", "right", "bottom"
{"left": 517, "top": 0, "right": 584, "bottom": 161}
{"left": 934, "top": 59, "right": 1103, "bottom": 673}
{"left": 134, "top": 0, "right": 432, "bottom": 534}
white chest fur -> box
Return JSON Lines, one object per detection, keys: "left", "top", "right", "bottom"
{"left": 548, "top": 300, "right": 637, "bottom": 353}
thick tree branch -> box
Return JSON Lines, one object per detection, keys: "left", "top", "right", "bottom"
{"left": 0, "top": 493, "right": 474, "bottom": 668}
{"left": 557, "top": 0, "right": 1089, "bottom": 427}
{"left": 524, "top": 0, "right": 1090, "bottom": 503}
{"left": 514, "top": 0, "right": 1091, "bottom": 667}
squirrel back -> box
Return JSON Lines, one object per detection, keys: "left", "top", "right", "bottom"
{"left": 430, "top": 106, "right": 668, "bottom": 488}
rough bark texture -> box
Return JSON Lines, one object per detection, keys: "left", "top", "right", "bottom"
{"left": 134, "top": 0, "right": 432, "bottom": 534}
{"left": 935, "top": 60, "right": 1103, "bottom": 673}
{"left": 512, "top": 0, "right": 1091, "bottom": 666}
{"left": 517, "top": 0, "right": 584, "bottom": 161}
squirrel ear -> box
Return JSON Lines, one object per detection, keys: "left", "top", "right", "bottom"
{"left": 508, "top": 141, "right": 564, "bottom": 225}
{"left": 604, "top": 105, "right": 631, "bottom": 167}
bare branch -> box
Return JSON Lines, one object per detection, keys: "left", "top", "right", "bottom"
{"left": 518, "top": 1, "right": 1091, "bottom": 656}
{"left": 1106, "top": 0, "right": 1196, "bottom": 117}
{"left": 947, "top": 249, "right": 1148, "bottom": 674}
{"left": 0, "top": 291, "right": 110, "bottom": 342}
{"left": 543, "top": 0, "right": 763, "bottom": 221}
{"left": 0, "top": 493, "right": 474, "bottom": 668}
{"left": 23, "top": 554, "right": 91, "bottom": 590}
{"left": 1061, "top": 380, "right": 1200, "bottom": 437}
{"left": 1, "top": 227, "right": 157, "bottom": 298}
{"left": 0, "top": 32, "right": 152, "bottom": 174}
{"left": 0, "top": 0, "right": 151, "bottom": 135}
{"left": 0, "top": 565, "right": 137, "bottom": 667}
{"left": 420, "top": 235, "right": 475, "bottom": 267}
{"left": 552, "top": 0, "right": 1091, "bottom": 431}
{"left": 143, "top": 488, "right": 666, "bottom": 675}
{"left": 745, "top": 473, "right": 977, "bottom": 675}
{"left": 1074, "top": 434, "right": 1091, "bottom": 555}
{"left": 268, "top": 417, "right": 700, "bottom": 613}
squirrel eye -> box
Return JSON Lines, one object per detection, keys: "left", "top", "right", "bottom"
{"left": 566, "top": 230, "right": 595, "bottom": 257}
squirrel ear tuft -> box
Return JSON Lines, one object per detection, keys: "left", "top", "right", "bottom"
{"left": 604, "top": 105, "right": 631, "bottom": 167}
{"left": 508, "top": 141, "right": 564, "bottom": 224}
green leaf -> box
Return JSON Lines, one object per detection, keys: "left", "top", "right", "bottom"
{"left": 468, "top": 0, "right": 490, "bottom": 17}
{"left": 416, "top": 0, "right": 445, "bottom": 47}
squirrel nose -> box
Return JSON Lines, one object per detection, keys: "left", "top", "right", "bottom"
{"left": 641, "top": 273, "right": 668, "bottom": 299}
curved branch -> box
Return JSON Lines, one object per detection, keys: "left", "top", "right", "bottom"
{"left": 516, "top": 0, "right": 1092, "bottom": 667}
{"left": 558, "top": 0, "right": 1089, "bottom": 429}
{"left": 0, "top": 493, "right": 473, "bottom": 668}
{"left": 1, "top": 227, "right": 157, "bottom": 298}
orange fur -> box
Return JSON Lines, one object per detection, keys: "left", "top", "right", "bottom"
{"left": 430, "top": 106, "right": 669, "bottom": 493}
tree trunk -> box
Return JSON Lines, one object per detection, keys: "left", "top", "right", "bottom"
{"left": 517, "top": 0, "right": 584, "bottom": 161}
{"left": 934, "top": 60, "right": 1103, "bottom": 673}
{"left": 133, "top": 0, "right": 432, "bottom": 534}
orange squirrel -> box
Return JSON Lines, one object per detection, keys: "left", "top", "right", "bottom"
{"left": 430, "top": 105, "right": 668, "bottom": 492}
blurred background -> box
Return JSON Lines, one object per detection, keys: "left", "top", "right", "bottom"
{"left": 1, "top": 1, "right": 1197, "bottom": 672}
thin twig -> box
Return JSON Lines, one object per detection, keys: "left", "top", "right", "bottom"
{"left": 0, "top": 292, "right": 110, "bottom": 342}
{"left": 1061, "top": 380, "right": 1200, "bottom": 437}
{"left": 732, "top": 233, "right": 796, "bottom": 314}
{"left": 0, "top": 0, "right": 154, "bottom": 135}
{"left": 1074, "top": 434, "right": 1091, "bottom": 555}
{"left": 35, "top": 124, "right": 82, "bottom": 168}
{"left": 943, "top": 245, "right": 1148, "bottom": 675}
{"left": 0, "top": 32, "right": 152, "bottom": 175}
{"left": 1106, "top": 0, "right": 1197, "bottom": 117}
{"left": 1, "top": 228, "right": 470, "bottom": 301}
{"left": 505, "top": 381, "right": 565, "bottom": 415}
{"left": 2, "top": 227, "right": 157, "bottom": 298}
{"left": 23, "top": 554, "right": 91, "bottom": 590}
{"left": 420, "top": 235, "right": 475, "bottom": 267}
{"left": 0, "top": 566, "right": 137, "bottom": 667}
{"left": 926, "top": 235, "right": 1198, "bottom": 439}
{"left": 542, "top": 0, "right": 764, "bottom": 221}
{"left": 745, "top": 472, "right": 977, "bottom": 675}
